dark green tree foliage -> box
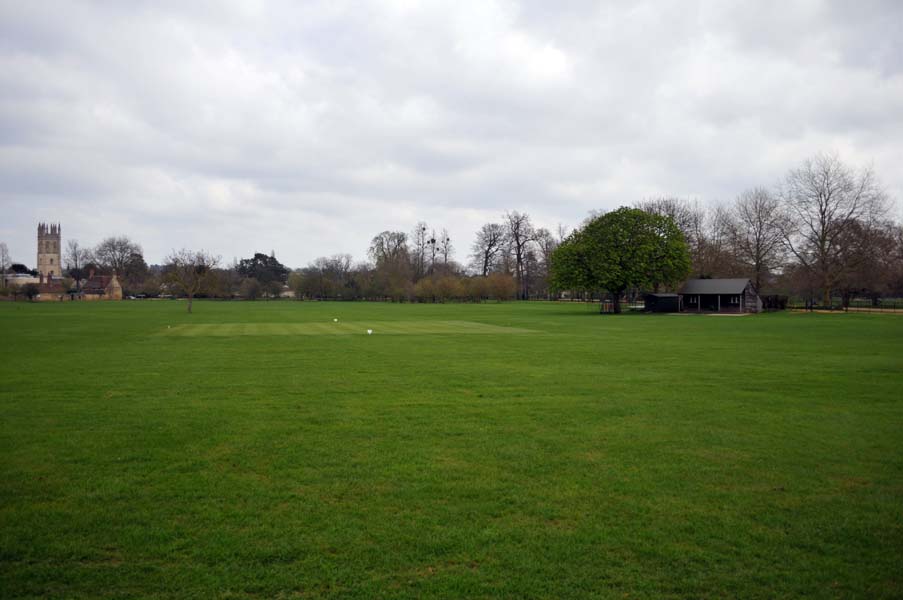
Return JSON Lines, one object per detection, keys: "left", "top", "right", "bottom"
{"left": 122, "top": 252, "right": 149, "bottom": 295}
{"left": 551, "top": 207, "right": 691, "bottom": 313}
{"left": 237, "top": 252, "right": 289, "bottom": 285}
{"left": 11, "top": 263, "right": 35, "bottom": 275}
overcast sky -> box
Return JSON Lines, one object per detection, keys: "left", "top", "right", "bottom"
{"left": 2, "top": 1, "right": 901, "bottom": 268}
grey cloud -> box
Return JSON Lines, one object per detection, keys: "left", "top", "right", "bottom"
{"left": 1, "top": 1, "right": 901, "bottom": 267}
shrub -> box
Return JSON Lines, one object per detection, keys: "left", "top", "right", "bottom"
{"left": 434, "top": 276, "right": 464, "bottom": 302}
{"left": 413, "top": 278, "right": 436, "bottom": 302}
{"left": 23, "top": 283, "right": 40, "bottom": 301}
{"left": 762, "top": 295, "right": 788, "bottom": 310}
{"left": 240, "top": 278, "right": 261, "bottom": 300}
{"left": 486, "top": 273, "right": 516, "bottom": 301}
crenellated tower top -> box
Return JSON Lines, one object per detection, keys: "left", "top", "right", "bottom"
{"left": 37, "top": 222, "right": 62, "bottom": 237}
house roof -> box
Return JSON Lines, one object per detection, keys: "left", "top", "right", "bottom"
{"left": 680, "top": 279, "right": 753, "bottom": 295}
{"left": 83, "top": 275, "right": 112, "bottom": 291}
{"left": 82, "top": 275, "right": 117, "bottom": 295}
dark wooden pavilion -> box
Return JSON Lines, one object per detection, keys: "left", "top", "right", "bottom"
{"left": 679, "top": 279, "right": 761, "bottom": 313}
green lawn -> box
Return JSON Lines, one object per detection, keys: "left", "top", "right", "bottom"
{"left": 1, "top": 301, "right": 901, "bottom": 598}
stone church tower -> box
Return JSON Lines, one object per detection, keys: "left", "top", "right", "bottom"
{"left": 37, "top": 222, "right": 62, "bottom": 278}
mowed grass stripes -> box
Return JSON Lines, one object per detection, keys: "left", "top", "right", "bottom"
{"left": 160, "top": 320, "right": 535, "bottom": 336}
{"left": 2, "top": 300, "right": 902, "bottom": 598}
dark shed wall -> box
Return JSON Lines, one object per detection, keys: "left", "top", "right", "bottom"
{"left": 644, "top": 294, "right": 679, "bottom": 312}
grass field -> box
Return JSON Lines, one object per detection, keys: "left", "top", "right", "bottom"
{"left": 1, "top": 300, "right": 902, "bottom": 598}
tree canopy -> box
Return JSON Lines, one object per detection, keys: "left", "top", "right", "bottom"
{"left": 236, "top": 252, "right": 289, "bottom": 285}
{"left": 551, "top": 207, "right": 690, "bottom": 313}
{"left": 778, "top": 152, "right": 888, "bottom": 306}
{"left": 94, "top": 236, "right": 142, "bottom": 273}
{"left": 164, "top": 249, "right": 220, "bottom": 313}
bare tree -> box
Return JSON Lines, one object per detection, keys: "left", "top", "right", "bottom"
{"left": 636, "top": 197, "right": 709, "bottom": 273}
{"left": 725, "top": 188, "right": 784, "bottom": 291}
{"left": 65, "top": 239, "right": 86, "bottom": 269}
{"left": 835, "top": 219, "right": 899, "bottom": 306}
{"left": 164, "top": 249, "right": 220, "bottom": 313}
{"left": 888, "top": 223, "right": 903, "bottom": 298}
{"left": 638, "top": 197, "right": 749, "bottom": 279}
{"left": 94, "top": 236, "right": 142, "bottom": 273}
{"left": 239, "top": 277, "right": 261, "bottom": 300}
{"left": 505, "top": 211, "right": 536, "bottom": 299}
{"left": 427, "top": 229, "right": 438, "bottom": 274}
{"left": 438, "top": 228, "right": 453, "bottom": 265}
{"left": 636, "top": 198, "right": 702, "bottom": 242}
{"left": 368, "top": 231, "right": 408, "bottom": 265}
{"left": 368, "top": 231, "right": 412, "bottom": 300}
{"left": 779, "top": 152, "right": 888, "bottom": 306}
{"left": 0, "top": 242, "right": 10, "bottom": 283}
{"left": 410, "top": 222, "right": 429, "bottom": 280}
{"left": 703, "top": 205, "right": 744, "bottom": 278}
{"left": 533, "top": 227, "right": 558, "bottom": 299}
{"left": 535, "top": 228, "right": 558, "bottom": 264}
{"left": 302, "top": 254, "right": 354, "bottom": 298}
{"left": 64, "top": 240, "right": 92, "bottom": 289}
{"left": 471, "top": 223, "right": 507, "bottom": 277}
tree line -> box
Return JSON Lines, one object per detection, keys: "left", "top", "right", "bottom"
{"left": 2, "top": 152, "right": 900, "bottom": 310}
{"left": 625, "top": 152, "right": 900, "bottom": 308}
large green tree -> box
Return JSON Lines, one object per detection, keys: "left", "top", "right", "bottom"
{"left": 237, "top": 252, "right": 290, "bottom": 286}
{"left": 551, "top": 207, "right": 691, "bottom": 313}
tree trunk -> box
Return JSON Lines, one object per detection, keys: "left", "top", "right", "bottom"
{"left": 612, "top": 293, "right": 622, "bottom": 314}
{"left": 187, "top": 294, "right": 193, "bottom": 313}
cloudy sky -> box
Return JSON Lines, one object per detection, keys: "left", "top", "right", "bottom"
{"left": 2, "top": 1, "right": 901, "bottom": 268}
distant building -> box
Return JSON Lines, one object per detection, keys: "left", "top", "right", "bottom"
{"left": 6, "top": 223, "right": 122, "bottom": 301}
{"left": 37, "top": 272, "right": 66, "bottom": 297}
{"left": 37, "top": 223, "right": 62, "bottom": 279}
{"left": 3, "top": 273, "right": 40, "bottom": 287}
{"left": 82, "top": 270, "right": 123, "bottom": 301}
{"left": 679, "top": 279, "right": 762, "bottom": 313}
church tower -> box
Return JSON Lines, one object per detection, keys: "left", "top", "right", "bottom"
{"left": 37, "top": 222, "right": 62, "bottom": 278}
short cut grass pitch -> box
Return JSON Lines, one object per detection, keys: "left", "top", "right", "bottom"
{"left": 161, "top": 320, "right": 534, "bottom": 336}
